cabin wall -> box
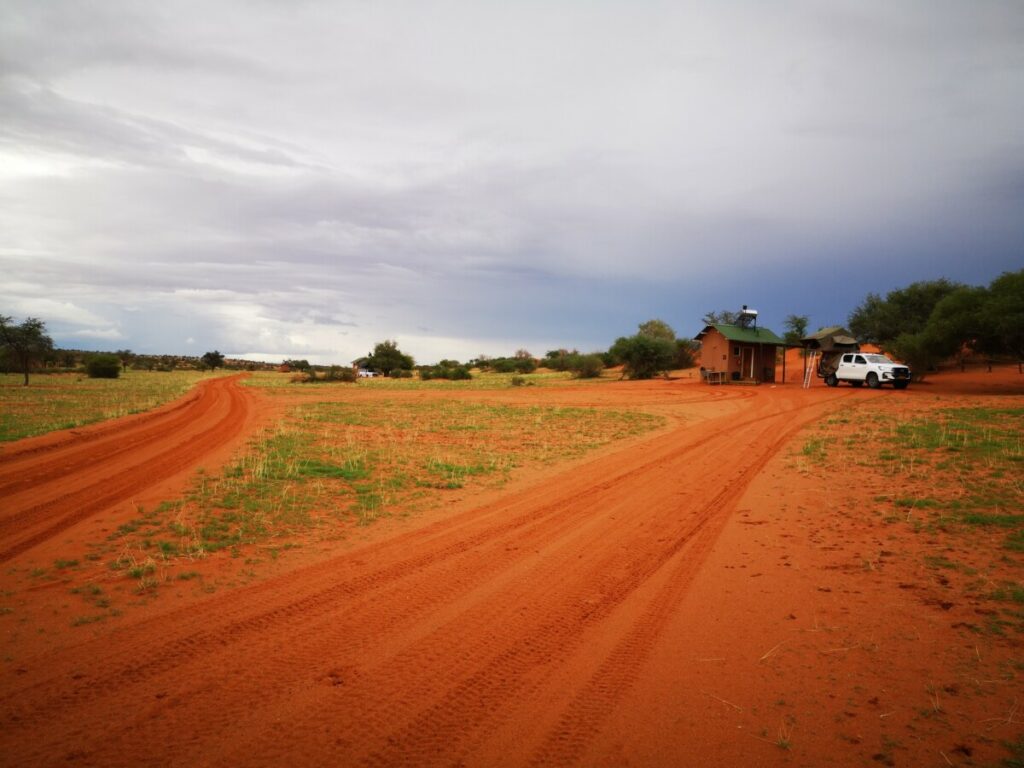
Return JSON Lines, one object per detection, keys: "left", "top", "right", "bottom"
{"left": 700, "top": 331, "right": 736, "bottom": 375}
{"left": 700, "top": 330, "right": 777, "bottom": 382}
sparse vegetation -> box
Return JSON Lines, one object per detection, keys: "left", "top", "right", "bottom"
{"left": 106, "top": 399, "right": 664, "bottom": 556}
{"left": 0, "top": 314, "right": 54, "bottom": 386}
{"left": 0, "top": 370, "right": 222, "bottom": 441}
{"left": 85, "top": 353, "right": 122, "bottom": 379}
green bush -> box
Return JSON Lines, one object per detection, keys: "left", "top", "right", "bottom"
{"left": 608, "top": 334, "right": 676, "bottom": 379}
{"left": 570, "top": 354, "right": 604, "bottom": 379}
{"left": 85, "top": 353, "right": 121, "bottom": 379}
{"left": 418, "top": 363, "right": 473, "bottom": 381}
{"left": 323, "top": 366, "right": 357, "bottom": 383}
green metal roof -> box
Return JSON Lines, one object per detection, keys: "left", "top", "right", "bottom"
{"left": 696, "top": 323, "right": 787, "bottom": 345}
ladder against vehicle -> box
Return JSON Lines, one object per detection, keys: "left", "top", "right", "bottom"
{"left": 802, "top": 350, "right": 818, "bottom": 388}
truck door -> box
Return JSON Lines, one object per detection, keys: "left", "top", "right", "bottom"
{"left": 853, "top": 354, "right": 868, "bottom": 381}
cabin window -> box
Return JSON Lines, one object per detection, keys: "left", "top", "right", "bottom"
{"left": 733, "top": 346, "right": 740, "bottom": 357}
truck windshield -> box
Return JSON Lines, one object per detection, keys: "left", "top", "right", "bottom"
{"left": 865, "top": 355, "right": 893, "bottom": 364}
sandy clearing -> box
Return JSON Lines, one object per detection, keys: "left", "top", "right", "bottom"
{"left": 1, "top": 368, "right": 1021, "bottom": 766}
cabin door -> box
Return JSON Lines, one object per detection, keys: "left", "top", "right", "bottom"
{"left": 741, "top": 347, "right": 754, "bottom": 379}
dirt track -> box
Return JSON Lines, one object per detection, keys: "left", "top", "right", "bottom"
{"left": 1, "top": 375, "right": 886, "bottom": 767}
{"left": 0, "top": 375, "right": 254, "bottom": 564}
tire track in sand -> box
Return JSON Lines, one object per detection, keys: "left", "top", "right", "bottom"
{"left": 0, "top": 376, "right": 252, "bottom": 563}
{"left": 0, "top": 386, "right": 859, "bottom": 767}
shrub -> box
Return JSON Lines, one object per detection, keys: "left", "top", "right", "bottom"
{"left": 675, "top": 338, "right": 698, "bottom": 369}
{"left": 323, "top": 366, "right": 356, "bottom": 383}
{"left": 608, "top": 335, "right": 676, "bottom": 379}
{"left": 570, "top": 354, "right": 604, "bottom": 379}
{"left": 418, "top": 363, "right": 473, "bottom": 381}
{"left": 85, "top": 353, "right": 122, "bottom": 379}
{"left": 511, "top": 375, "right": 526, "bottom": 387}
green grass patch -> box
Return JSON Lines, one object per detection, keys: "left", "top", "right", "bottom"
{"left": 801, "top": 437, "right": 827, "bottom": 463}
{"left": 108, "top": 398, "right": 664, "bottom": 554}
{"left": 0, "top": 370, "right": 226, "bottom": 442}
{"left": 242, "top": 370, "right": 578, "bottom": 393}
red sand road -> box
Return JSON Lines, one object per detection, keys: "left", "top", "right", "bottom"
{"left": 0, "top": 375, "right": 256, "bottom": 563}
{"left": 2, "top": 372, "right": 1022, "bottom": 766}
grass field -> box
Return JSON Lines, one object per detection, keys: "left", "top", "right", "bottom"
{"left": 0, "top": 371, "right": 224, "bottom": 442}
{"left": 241, "top": 369, "right": 585, "bottom": 393}
{"left": 803, "top": 403, "right": 1024, "bottom": 637}
{"left": 102, "top": 398, "right": 664, "bottom": 564}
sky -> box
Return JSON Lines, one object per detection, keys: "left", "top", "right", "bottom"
{"left": 2, "top": 1, "right": 1022, "bottom": 365}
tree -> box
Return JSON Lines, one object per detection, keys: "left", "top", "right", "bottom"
{"left": 115, "top": 349, "right": 134, "bottom": 372}
{"left": 983, "top": 269, "right": 1024, "bottom": 369}
{"left": 847, "top": 272, "right": 1024, "bottom": 379}
{"left": 201, "top": 350, "right": 225, "bottom": 370}
{"left": 363, "top": 340, "right": 414, "bottom": 376}
{"left": 782, "top": 315, "right": 809, "bottom": 346}
{"left": 674, "top": 338, "right": 698, "bottom": 369}
{"left": 848, "top": 279, "right": 962, "bottom": 345}
{"left": 609, "top": 334, "right": 677, "bottom": 379}
{"left": 637, "top": 319, "right": 676, "bottom": 341}
{"left": 85, "top": 352, "right": 121, "bottom": 379}
{"left": 0, "top": 315, "right": 54, "bottom": 386}
{"left": 702, "top": 310, "right": 740, "bottom": 326}
{"left": 919, "top": 286, "right": 994, "bottom": 370}
{"left": 543, "top": 349, "right": 574, "bottom": 371}
{"left": 567, "top": 353, "right": 604, "bottom": 379}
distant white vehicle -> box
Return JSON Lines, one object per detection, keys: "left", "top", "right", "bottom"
{"left": 827, "top": 353, "right": 911, "bottom": 389}
{"left": 357, "top": 369, "right": 376, "bottom": 378}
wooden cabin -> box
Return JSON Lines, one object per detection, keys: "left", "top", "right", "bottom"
{"left": 695, "top": 309, "right": 787, "bottom": 384}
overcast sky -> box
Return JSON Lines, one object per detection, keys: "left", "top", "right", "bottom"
{"left": 2, "top": 1, "right": 1022, "bottom": 364}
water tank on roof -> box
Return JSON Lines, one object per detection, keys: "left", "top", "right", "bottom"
{"left": 738, "top": 305, "right": 758, "bottom": 329}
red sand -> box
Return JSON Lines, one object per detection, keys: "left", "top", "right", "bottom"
{"left": 1, "top": 369, "right": 1022, "bottom": 766}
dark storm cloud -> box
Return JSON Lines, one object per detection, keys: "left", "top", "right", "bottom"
{"left": 2, "top": 1, "right": 1022, "bottom": 363}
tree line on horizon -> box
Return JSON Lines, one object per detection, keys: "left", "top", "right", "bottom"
{"left": 3, "top": 268, "right": 1020, "bottom": 386}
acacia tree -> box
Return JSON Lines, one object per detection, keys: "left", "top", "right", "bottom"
{"left": 637, "top": 318, "right": 676, "bottom": 341}
{"left": 609, "top": 334, "right": 676, "bottom": 379}
{"left": 115, "top": 349, "right": 135, "bottom": 372}
{"left": 783, "top": 314, "right": 809, "bottom": 345}
{"left": 702, "top": 309, "right": 740, "bottom": 326}
{"left": 362, "top": 340, "right": 414, "bottom": 376}
{"left": 0, "top": 315, "right": 54, "bottom": 386}
{"left": 983, "top": 270, "right": 1024, "bottom": 371}
{"left": 201, "top": 350, "right": 225, "bottom": 370}
{"left": 849, "top": 279, "right": 962, "bottom": 345}
{"left": 848, "top": 271, "right": 1024, "bottom": 378}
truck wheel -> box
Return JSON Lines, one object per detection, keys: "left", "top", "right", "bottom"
{"left": 825, "top": 374, "right": 838, "bottom": 387}
{"left": 867, "top": 372, "right": 880, "bottom": 389}
{"left": 893, "top": 380, "right": 908, "bottom": 390}
{"left": 850, "top": 380, "right": 863, "bottom": 388}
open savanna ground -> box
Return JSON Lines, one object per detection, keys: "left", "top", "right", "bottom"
{"left": 1, "top": 366, "right": 1022, "bottom": 767}
{"left": 0, "top": 370, "right": 231, "bottom": 442}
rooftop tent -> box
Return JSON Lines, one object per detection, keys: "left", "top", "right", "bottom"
{"left": 800, "top": 326, "right": 859, "bottom": 352}
{"left": 799, "top": 326, "right": 860, "bottom": 383}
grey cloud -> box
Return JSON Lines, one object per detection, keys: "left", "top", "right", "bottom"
{"left": 0, "top": 79, "right": 314, "bottom": 171}
{"left": 1, "top": 1, "right": 1022, "bottom": 362}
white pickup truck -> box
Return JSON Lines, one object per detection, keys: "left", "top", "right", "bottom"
{"left": 825, "top": 353, "right": 911, "bottom": 389}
